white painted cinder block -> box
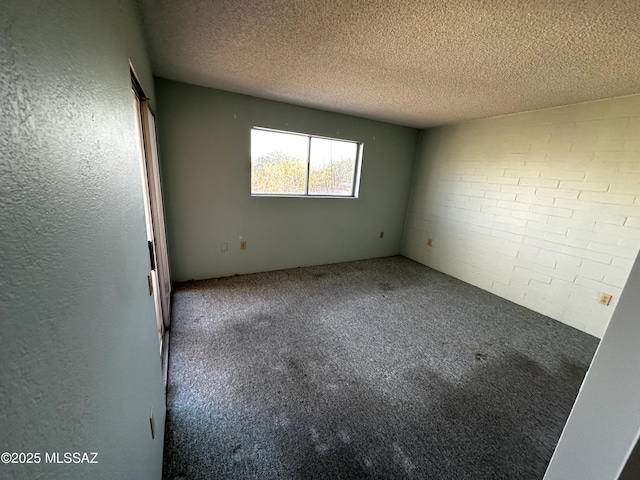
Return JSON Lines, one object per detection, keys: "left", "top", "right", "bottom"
{"left": 402, "top": 94, "right": 640, "bottom": 338}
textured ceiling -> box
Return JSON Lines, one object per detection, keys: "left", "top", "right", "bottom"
{"left": 136, "top": 0, "right": 640, "bottom": 128}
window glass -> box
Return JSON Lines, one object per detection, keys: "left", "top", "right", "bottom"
{"left": 251, "top": 129, "right": 309, "bottom": 195}
{"left": 251, "top": 128, "right": 361, "bottom": 198}
{"left": 308, "top": 138, "right": 357, "bottom": 196}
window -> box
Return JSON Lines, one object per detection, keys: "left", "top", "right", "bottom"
{"left": 251, "top": 127, "right": 363, "bottom": 197}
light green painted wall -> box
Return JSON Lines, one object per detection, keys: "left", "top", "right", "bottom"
{"left": 0, "top": 1, "right": 165, "bottom": 478}
{"left": 155, "top": 78, "right": 418, "bottom": 281}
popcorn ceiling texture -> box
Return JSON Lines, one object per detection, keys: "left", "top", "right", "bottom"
{"left": 136, "top": 0, "right": 640, "bottom": 128}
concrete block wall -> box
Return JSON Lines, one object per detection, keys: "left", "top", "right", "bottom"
{"left": 402, "top": 95, "right": 640, "bottom": 338}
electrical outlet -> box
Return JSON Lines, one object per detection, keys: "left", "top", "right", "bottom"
{"left": 220, "top": 242, "right": 228, "bottom": 252}
{"left": 240, "top": 240, "right": 247, "bottom": 250}
{"left": 380, "top": 231, "right": 384, "bottom": 239}
{"left": 599, "top": 293, "right": 612, "bottom": 306}
{"left": 427, "top": 238, "right": 433, "bottom": 246}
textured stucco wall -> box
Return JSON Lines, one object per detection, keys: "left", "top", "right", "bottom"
{"left": 403, "top": 95, "right": 640, "bottom": 337}
{"left": 0, "top": 1, "right": 165, "bottom": 479}
{"left": 155, "top": 78, "right": 418, "bottom": 281}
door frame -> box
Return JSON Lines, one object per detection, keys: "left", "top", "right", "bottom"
{"left": 131, "top": 64, "right": 172, "bottom": 359}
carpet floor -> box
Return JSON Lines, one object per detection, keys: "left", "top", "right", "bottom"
{"left": 162, "top": 256, "right": 599, "bottom": 480}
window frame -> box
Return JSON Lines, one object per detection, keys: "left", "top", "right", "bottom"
{"left": 250, "top": 126, "right": 364, "bottom": 199}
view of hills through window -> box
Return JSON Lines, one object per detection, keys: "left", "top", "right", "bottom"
{"left": 251, "top": 128, "right": 361, "bottom": 197}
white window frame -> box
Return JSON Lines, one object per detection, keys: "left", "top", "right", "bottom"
{"left": 250, "top": 127, "right": 364, "bottom": 198}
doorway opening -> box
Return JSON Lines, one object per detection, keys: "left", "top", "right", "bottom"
{"left": 131, "top": 65, "right": 171, "bottom": 359}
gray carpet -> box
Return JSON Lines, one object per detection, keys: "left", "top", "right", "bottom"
{"left": 162, "top": 256, "right": 598, "bottom": 480}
